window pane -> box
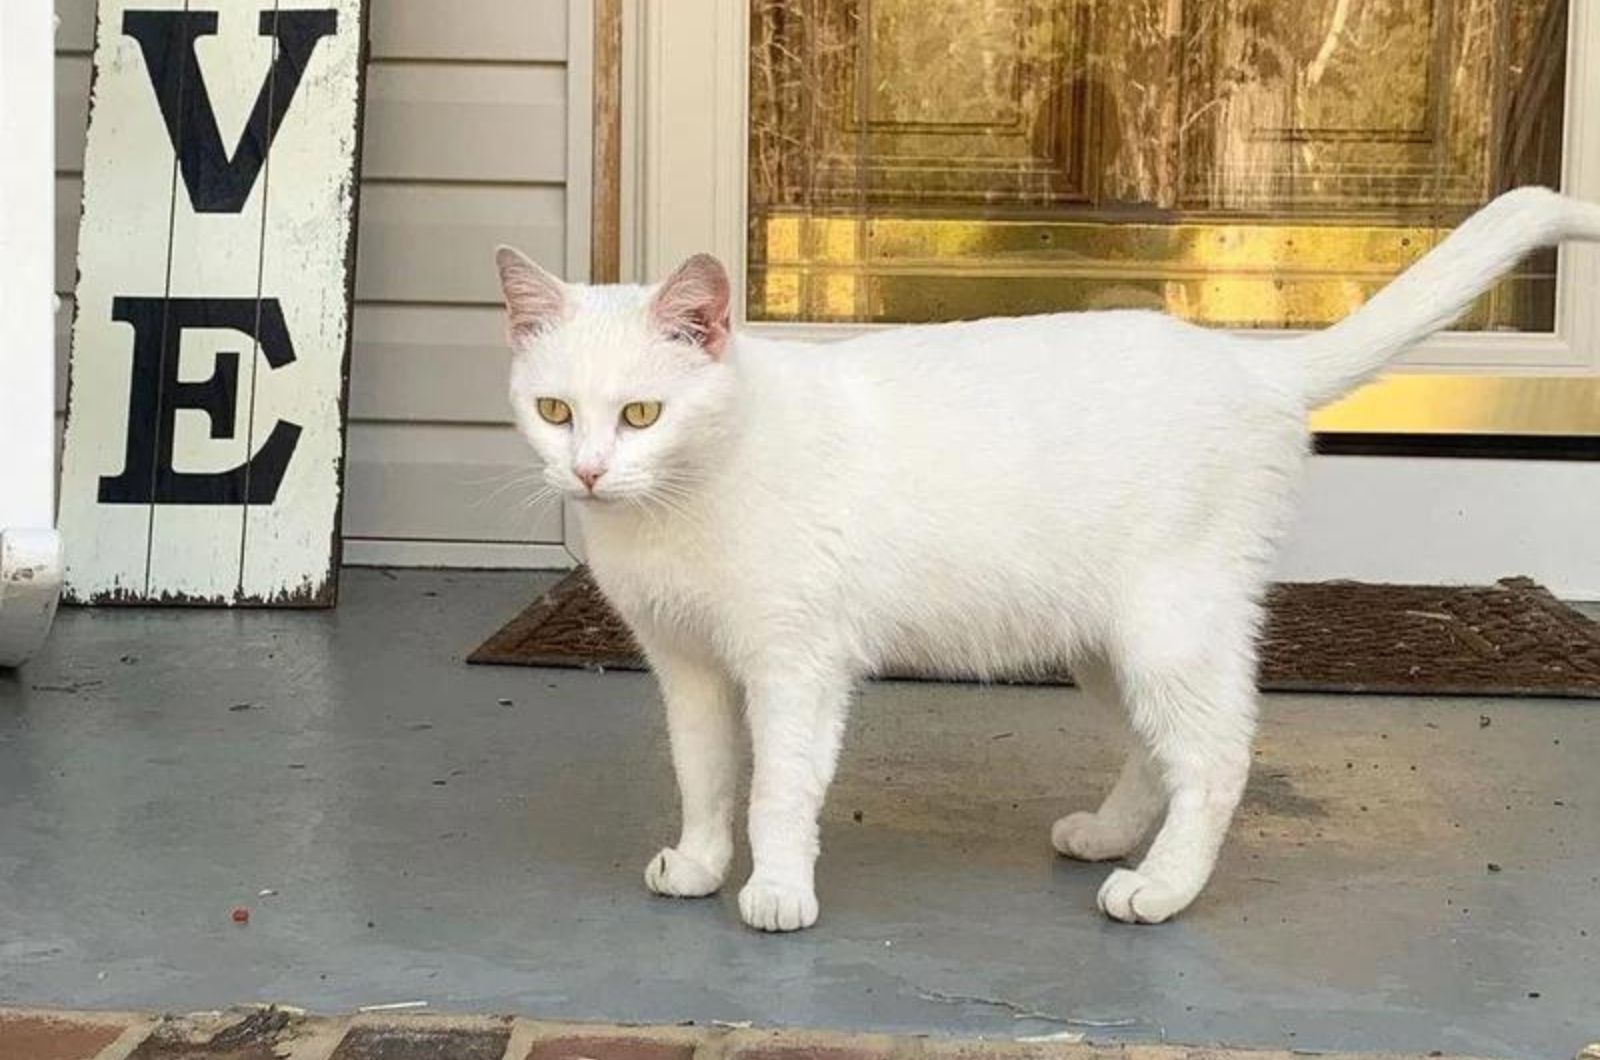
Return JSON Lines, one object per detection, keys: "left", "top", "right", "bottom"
{"left": 746, "top": 0, "right": 1567, "bottom": 330}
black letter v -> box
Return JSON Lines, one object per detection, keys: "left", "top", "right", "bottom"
{"left": 123, "top": 8, "right": 339, "bottom": 214}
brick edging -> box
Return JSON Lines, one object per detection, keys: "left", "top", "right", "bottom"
{"left": 0, "top": 1006, "right": 1567, "bottom": 1060}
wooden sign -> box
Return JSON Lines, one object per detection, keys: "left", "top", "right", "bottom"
{"left": 59, "top": 0, "right": 367, "bottom": 606}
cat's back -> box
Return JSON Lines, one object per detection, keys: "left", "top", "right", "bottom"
{"left": 722, "top": 308, "right": 1304, "bottom": 560}
{"left": 739, "top": 308, "right": 1289, "bottom": 448}
{"left": 773, "top": 309, "right": 1252, "bottom": 396}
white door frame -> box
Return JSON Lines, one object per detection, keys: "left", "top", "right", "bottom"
{"left": 0, "top": 0, "right": 64, "bottom": 666}
{"left": 621, "top": 0, "right": 1600, "bottom": 599}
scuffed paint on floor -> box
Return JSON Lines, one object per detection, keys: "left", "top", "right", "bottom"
{"left": 0, "top": 571, "right": 1596, "bottom": 1059}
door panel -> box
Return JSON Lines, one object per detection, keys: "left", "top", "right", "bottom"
{"left": 747, "top": 0, "right": 1567, "bottom": 330}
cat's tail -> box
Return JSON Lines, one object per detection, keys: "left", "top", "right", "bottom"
{"left": 1265, "top": 186, "right": 1600, "bottom": 409}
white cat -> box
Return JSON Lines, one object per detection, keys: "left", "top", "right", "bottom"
{"left": 495, "top": 187, "right": 1600, "bottom": 931}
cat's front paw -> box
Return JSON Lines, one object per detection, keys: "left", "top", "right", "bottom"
{"left": 1096, "top": 867, "right": 1192, "bottom": 924}
{"left": 644, "top": 847, "right": 725, "bottom": 898}
{"left": 738, "top": 876, "right": 819, "bottom": 932}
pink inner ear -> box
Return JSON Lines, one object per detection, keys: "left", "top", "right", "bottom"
{"left": 651, "top": 253, "right": 731, "bottom": 358}
{"left": 496, "top": 246, "right": 566, "bottom": 344}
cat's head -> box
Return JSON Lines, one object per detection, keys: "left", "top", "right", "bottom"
{"left": 494, "top": 248, "right": 737, "bottom": 506}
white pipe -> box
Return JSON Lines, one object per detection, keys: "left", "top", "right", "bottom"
{"left": 0, "top": 0, "right": 65, "bottom": 667}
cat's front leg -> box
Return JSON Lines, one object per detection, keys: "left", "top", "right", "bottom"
{"left": 640, "top": 644, "right": 740, "bottom": 898}
{"left": 739, "top": 666, "right": 852, "bottom": 932}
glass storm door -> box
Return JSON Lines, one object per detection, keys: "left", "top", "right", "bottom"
{"left": 635, "top": 0, "right": 1600, "bottom": 437}
{"left": 746, "top": 0, "right": 1567, "bottom": 332}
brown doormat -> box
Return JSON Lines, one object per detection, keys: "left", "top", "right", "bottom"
{"left": 468, "top": 568, "right": 1600, "bottom": 698}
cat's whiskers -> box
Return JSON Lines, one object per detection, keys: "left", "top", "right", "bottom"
{"left": 516, "top": 483, "right": 561, "bottom": 514}
{"left": 638, "top": 474, "right": 705, "bottom": 526}
{"left": 463, "top": 465, "right": 540, "bottom": 489}
{"left": 471, "top": 467, "right": 550, "bottom": 509}
{"left": 641, "top": 492, "right": 693, "bottom": 525}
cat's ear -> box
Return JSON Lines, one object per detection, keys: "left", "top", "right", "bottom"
{"left": 495, "top": 245, "right": 567, "bottom": 346}
{"left": 650, "top": 253, "right": 731, "bottom": 358}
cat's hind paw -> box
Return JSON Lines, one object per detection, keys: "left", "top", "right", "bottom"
{"left": 1096, "top": 867, "right": 1191, "bottom": 924}
{"left": 645, "top": 847, "right": 725, "bottom": 898}
{"left": 738, "top": 877, "right": 819, "bottom": 932}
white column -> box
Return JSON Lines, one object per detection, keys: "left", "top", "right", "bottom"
{"left": 0, "top": 0, "right": 65, "bottom": 667}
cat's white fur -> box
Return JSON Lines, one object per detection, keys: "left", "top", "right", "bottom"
{"left": 495, "top": 187, "right": 1600, "bottom": 930}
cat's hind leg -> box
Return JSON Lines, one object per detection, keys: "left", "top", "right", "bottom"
{"left": 640, "top": 642, "right": 740, "bottom": 899}
{"left": 1096, "top": 581, "right": 1259, "bottom": 924}
{"left": 1051, "top": 658, "right": 1166, "bottom": 862}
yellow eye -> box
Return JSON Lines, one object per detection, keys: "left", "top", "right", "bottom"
{"left": 536, "top": 397, "right": 572, "bottom": 425}
{"left": 621, "top": 401, "right": 662, "bottom": 429}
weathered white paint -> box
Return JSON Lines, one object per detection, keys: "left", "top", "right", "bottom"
{"left": 58, "top": 0, "right": 171, "bottom": 602}
{"left": 0, "top": 0, "right": 65, "bottom": 666}
{"left": 59, "top": 0, "right": 366, "bottom": 604}
{"left": 239, "top": 0, "right": 365, "bottom": 602}
{"left": 145, "top": 4, "right": 275, "bottom": 601}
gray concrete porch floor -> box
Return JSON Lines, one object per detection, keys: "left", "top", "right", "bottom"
{"left": 0, "top": 570, "right": 1595, "bottom": 1059}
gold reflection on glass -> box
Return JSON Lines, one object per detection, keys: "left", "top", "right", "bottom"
{"left": 747, "top": 0, "right": 1568, "bottom": 332}
{"left": 1311, "top": 376, "right": 1600, "bottom": 436}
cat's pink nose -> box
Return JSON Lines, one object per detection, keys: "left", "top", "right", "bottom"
{"left": 576, "top": 466, "right": 606, "bottom": 491}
